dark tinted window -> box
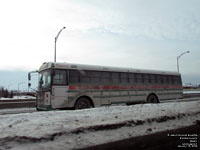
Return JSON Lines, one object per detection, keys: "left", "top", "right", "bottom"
{"left": 70, "top": 70, "right": 80, "bottom": 76}
{"left": 90, "top": 71, "right": 101, "bottom": 83}
{"left": 101, "top": 72, "right": 110, "bottom": 83}
{"left": 141, "top": 74, "right": 145, "bottom": 83}
{"left": 174, "top": 75, "right": 182, "bottom": 85}
{"left": 170, "top": 76, "right": 175, "bottom": 84}
{"left": 120, "top": 73, "right": 128, "bottom": 83}
{"left": 80, "top": 76, "right": 90, "bottom": 82}
{"left": 149, "top": 74, "right": 155, "bottom": 83}
{"left": 91, "top": 71, "right": 101, "bottom": 77}
{"left": 166, "top": 75, "right": 169, "bottom": 84}
{"left": 69, "top": 70, "right": 80, "bottom": 83}
{"left": 135, "top": 73, "right": 142, "bottom": 83}
{"left": 158, "top": 75, "right": 164, "bottom": 84}
{"left": 111, "top": 72, "right": 120, "bottom": 83}
{"left": 129, "top": 73, "right": 135, "bottom": 83}
{"left": 144, "top": 74, "right": 149, "bottom": 83}
{"left": 80, "top": 70, "right": 90, "bottom": 83}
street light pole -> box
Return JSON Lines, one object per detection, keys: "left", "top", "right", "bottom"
{"left": 177, "top": 51, "right": 190, "bottom": 72}
{"left": 54, "top": 26, "right": 66, "bottom": 62}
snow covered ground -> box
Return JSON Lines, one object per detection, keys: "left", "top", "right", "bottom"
{"left": 0, "top": 100, "right": 200, "bottom": 150}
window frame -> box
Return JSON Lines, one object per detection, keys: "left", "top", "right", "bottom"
{"left": 52, "top": 69, "right": 68, "bottom": 86}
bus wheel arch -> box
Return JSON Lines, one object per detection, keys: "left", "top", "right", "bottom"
{"left": 146, "top": 93, "right": 159, "bottom": 103}
{"left": 74, "top": 96, "right": 94, "bottom": 109}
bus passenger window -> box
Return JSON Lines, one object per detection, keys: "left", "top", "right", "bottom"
{"left": 129, "top": 73, "right": 135, "bottom": 83}
{"left": 111, "top": 72, "right": 120, "bottom": 83}
{"left": 135, "top": 73, "right": 142, "bottom": 83}
{"left": 101, "top": 72, "right": 110, "bottom": 83}
{"left": 69, "top": 70, "right": 80, "bottom": 83}
{"left": 53, "top": 70, "right": 67, "bottom": 85}
{"left": 80, "top": 76, "right": 90, "bottom": 83}
{"left": 120, "top": 73, "right": 128, "bottom": 83}
{"left": 90, "top": 71, "right": 101, "bottom": 83}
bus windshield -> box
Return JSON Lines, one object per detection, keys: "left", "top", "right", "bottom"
{"left": 38, "top": 70, "right": 51, "bottom": 90}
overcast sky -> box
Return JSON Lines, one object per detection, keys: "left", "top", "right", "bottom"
{"left": 0, "top": 0, "right": 200, "bottom": 90}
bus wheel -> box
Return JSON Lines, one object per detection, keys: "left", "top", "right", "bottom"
{"left": 147, "top": 94, "right": 158, "bottom": 103}
{"left": 75, "top": 97, "right": 92, "bottom": 109}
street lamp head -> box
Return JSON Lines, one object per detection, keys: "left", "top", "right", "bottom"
{"left": 63, "top": 26, "right": 66, "bottom": 29}
{"left": 187, "top": 51, "right": 190, "bottom": 53}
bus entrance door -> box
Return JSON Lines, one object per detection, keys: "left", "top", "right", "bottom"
{"left": 52, "top": 86, "right": 69, "bottom": 108}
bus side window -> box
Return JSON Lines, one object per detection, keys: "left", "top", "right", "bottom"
{"left": 129, "top": 73, "right": 135, "bottom": 83}
{"left": 174, "top": 76, "right": 181, "bottom": 85}
{"left": 101, "top": 72, "right": 110, "bottom": 83}
{"left": 135, "top": 73, "right": 141, "bottom": 83}
{"left": 120, "top": 73, "right": 128, "bottom": 83}
{"left": 111, "top": 72, "right": 120, "bottom": 83}
{"left": 159, "top": 75, "right": 164, "bottom": 84}
{"left": 150, "top": 74, "right": 155, "bottom": 83}
{"left": 90, "top": 71, "right": 101, "bottom": 83}
{"left": 154, "top": 75, "right": 158, "bottom": 83}
{"left": 79, "top": 70, "right": 90, "bottom": 83}
{"left": 141, "top": 74, "right": 145, "bottom": 83}
{"left": 53, "top": 70, "right": 67, "bottom": 85}
{"left": 162, "top": 75, "right": 166, "bottom": 84}
{"left": 171, "top": 76, "right": 175, "bottom": 84}
{"left": 144, "top": 74, "right": 150, "bottom": 83}
{"left": 69, "top": 70, "right": 80, "bottom": 83}
{"left": 166, "top": 75, "right": 169, "bottom": 84}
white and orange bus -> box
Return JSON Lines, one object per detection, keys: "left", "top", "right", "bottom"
{"left": 29, "top": 62, "right": 183, "bottom": 110}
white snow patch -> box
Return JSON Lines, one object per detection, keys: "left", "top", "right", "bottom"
{"left": 0, "top": 100, "right": 200, "bottom": 150}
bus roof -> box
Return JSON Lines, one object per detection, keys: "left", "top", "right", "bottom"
{"left": 39, "top": 62, "right": 180, "bottom": 76}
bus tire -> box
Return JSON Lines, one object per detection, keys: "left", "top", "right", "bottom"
{"left": 74, "top": 97, "right": 92, "bottom": 109}
{"left": 147, "top": 94, "right": 158, "bottom": 103}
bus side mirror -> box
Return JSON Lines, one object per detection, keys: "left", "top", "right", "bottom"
{"left": 39, "top": 80, "right": 44, "bottom": 85}
{"left": 28, "top": 83, "right": 31, "bottom": 87}
{"left": 28, "top": 73, "right": 31, "bottom": 80}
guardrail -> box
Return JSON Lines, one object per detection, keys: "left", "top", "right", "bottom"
{"left": 0, "top": 99, "right": 36, "bottom": 109}
{"left": 183, "top": 93, "right": 200, "bottom": 98}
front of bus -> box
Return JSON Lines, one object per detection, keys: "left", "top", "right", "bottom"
{"left": 36, "top": 62, "right": 53, "bottom": 110}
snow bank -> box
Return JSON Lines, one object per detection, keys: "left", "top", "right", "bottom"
{"left": 0, "top": 100, "right": 200, "bottom": 150}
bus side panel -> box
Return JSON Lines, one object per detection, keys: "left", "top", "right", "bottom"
{"left": 110, "top": 90, "right": 121, "bottom": 104}
{"left": 92, "top": 91, "right": 102, "bottom": 107}
{"left": 101, "top": 91, "right": 111, "bottom": 105}
{"left": 110, "top": 90, "right": 129, "bottom": 104}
